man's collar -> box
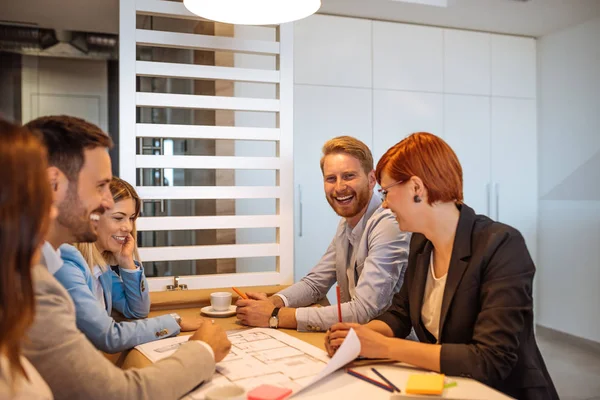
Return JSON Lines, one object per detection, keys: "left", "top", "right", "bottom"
{"left": 41, "top": 241, "right": 63, "bottom": 275}
{"left": 344, "top": 192, "right": 382, "bottom": 244}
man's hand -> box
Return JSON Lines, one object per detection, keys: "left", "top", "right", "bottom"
{"left": 245, "top": 292, "right": 285, "bottom": 308}
{"left": 189, "top": 320, "right": 231, "bottom": 362}
{"left": 236, "top": 299, "right": 275, "bottom": 327}
{"left": 245, "top": 292, "right": 268, "bottom": 301}
{"left": 327, "top": 323, "right": 392, "bottom": 359}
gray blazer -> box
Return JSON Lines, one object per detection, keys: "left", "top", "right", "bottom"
{"left": 23, "top": 264, "right": 215, "bottom": 400}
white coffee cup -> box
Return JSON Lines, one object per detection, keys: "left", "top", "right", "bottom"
{"left": 210, "top": 292, "right": 232, "bottom": 311}
{"left": 205, "top": 384, "right": 245, "bottom": 400}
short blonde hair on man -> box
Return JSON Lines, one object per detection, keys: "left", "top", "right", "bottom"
{"left": 319, "top": 136, "right": 374, "bottom": 176}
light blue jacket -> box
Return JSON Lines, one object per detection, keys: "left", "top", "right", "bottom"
{"left": 54, "top": 244, "right": 180, "bottom": 353}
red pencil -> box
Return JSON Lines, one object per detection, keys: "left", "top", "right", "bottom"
{"left": 336, "top": 285, "right": 342, "bottom": 322}
{"left": 346, "top": 368, "right": 394, "bottom": 392}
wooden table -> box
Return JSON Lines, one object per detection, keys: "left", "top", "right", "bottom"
{"left": 122, "top": 306, "right": 326, "bottom": 369}
{"left": 122, "top": 308, "right": 511, "bottom": 399}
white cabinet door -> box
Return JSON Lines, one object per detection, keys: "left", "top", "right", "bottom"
{"left": 372, "top": 90, "right": 443, "bottom": 163}
{"left": 444, "top": 30, "right": 491, "bottom": 96}
{"left": 294, "top": 15, "right": 372, "bottom": 88}
{"left": 294, "top": 84, "right": 373, "bottom": 282}
{"left": 373, "top": 22, "right": 443, "bottom": 92}
{"left": 444, "top": 95, "right": 491, "bottom": 217}
{"left": 491, "top": 97, "right": 537, "bottom": 260}
{"left": 491, "top": 35, "right": 536, "bottom": 98}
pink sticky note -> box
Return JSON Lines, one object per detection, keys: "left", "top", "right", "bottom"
{"left": 247, "top": 384, "right": 293, "bottom": 400}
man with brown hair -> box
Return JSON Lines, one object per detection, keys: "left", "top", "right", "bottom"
{"left": 22, "top": 115, "right": 231, "bottom": 400}
{"left": 236, "top": 136, "right": 412, "bottom": 332}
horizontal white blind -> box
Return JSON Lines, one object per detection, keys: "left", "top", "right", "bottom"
{"left": 119, "top": 0, "right": 294, "bottom": 291}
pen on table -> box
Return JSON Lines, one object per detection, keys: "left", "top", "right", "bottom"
{"left": 232, "top": 287, "right": 248, "bottom": 300}
{"left": 346, "top": 368, "right": 394, "bottom": 393}
{"left": 371, "top": 368, "right": 401, "bottom": 393}
{"left": 336, "top": 285, "right": 342, "bottom": 323}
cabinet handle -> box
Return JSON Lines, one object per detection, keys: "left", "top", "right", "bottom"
{"left": 495, "top": 183, "right": 500, "bottom": 221}
{"left": 298, "top": 184, "right": 303, "bottom": 237}
{"left": 486, "top": 183, "right": 491, "bottom": 216}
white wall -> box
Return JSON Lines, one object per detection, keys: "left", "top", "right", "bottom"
{"left": 293, "top": 14, "right": 538, "bottom": 285}
{"left": 21, "top": 56, "right": 108, "bottom": 130}
{"left": 537, "top": 16, "right": 600, "bottom": 342}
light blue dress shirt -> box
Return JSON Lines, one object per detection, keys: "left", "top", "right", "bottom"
{"left": 277, "top": 193, "right": 413, "bottom": 332}
{"left": 54, "top": 244, "right": 180, "bottom": 353}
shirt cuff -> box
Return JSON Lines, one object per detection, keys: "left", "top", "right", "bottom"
{"left": 190, "top": 340, "right": 215, "bottom": 361}
{"left": 273, "top": 293, "right": 289, "bottom": 307}
{"left": 295, "top": 307, "right": 310, "bottom": 332}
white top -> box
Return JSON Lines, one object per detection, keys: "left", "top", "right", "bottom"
{"left": 41, "top": 241, "right": 63, "bottom": 275}
{"left": 0, "top": 354, "right": 53, "bottom": 399}
{"left": 92, "top": 265, "right": 106, "bottom": 310}
{"left": 421, "top": 250, "right": 448, "bottom": 342}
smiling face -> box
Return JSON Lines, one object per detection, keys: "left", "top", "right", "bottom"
{"left": 95, "top": 198, "right": 137, "bottom": 254}
{"left": 56, "top": 147, "right": 113, "bottom": 243}
{"left": 322, "top": 153, "right": 375, "bottom": 224}
{"left": 380, "top": 169, "right": 427, "bottom": 233}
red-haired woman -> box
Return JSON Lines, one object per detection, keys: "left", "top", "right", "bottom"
{"left": 326, "top": 132, "right": 558, "bottom": 399}
{"left": 0, "top": 119, "right": 55, "bottom": 399}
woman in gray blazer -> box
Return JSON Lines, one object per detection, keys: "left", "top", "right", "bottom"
{"left": 327, "top": 132, "right": 558, "bottom": 400}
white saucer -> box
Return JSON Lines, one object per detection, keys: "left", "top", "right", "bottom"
{"left": 201, "top": 305, "right": 236, "bottom": 317}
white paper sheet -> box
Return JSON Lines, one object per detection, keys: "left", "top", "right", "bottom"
{"left": 135, "top": 335, "right": 191, "bottom": 363}
{"left": 136, "top": 328, "right": 361, "bottom": 399}
{"left": 290, "top": 328, "right": 361, "bottom": 397}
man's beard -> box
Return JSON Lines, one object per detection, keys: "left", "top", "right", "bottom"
{"left": 57, "top": 183, "right": 103, "bottom": 243}
{"left": 326, "top": 185, "right": 371, "bottom": 219}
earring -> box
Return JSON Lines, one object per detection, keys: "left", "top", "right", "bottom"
{"left": 52, "top": 183, "right": 57, "bottom": 191}
{"left": 413, "top": 195, "right": 422, "bottom": 203}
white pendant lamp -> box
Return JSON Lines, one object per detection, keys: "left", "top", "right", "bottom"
{"left": 183, "top": 0, "right": 321, "bottom": 25}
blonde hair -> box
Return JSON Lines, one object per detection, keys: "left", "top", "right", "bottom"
{"left": 319, "top": 136, "right": 374, "bottom": 176}
{"left": 75, "top": 177, "right": 141, "bottom": 271}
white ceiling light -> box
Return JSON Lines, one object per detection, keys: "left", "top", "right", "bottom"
{"left": 183, "top": 0, "right": 321, "bottom": 25}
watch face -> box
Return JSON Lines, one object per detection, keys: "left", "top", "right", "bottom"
{"left": 269, "top": 316, "right": 278, "bottom": 328}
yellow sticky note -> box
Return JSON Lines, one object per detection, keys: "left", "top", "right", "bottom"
{"left": 405, "top": 373, "right": 445, "bottom": 395}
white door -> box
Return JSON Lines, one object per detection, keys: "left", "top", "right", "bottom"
{"left": 491, "top": 97, "right": 538, "bottom": 261}
{"left": 293, "top": 84, "right": 372, "bottom": 282}
{"left": 372, "top": 90, "right": 444, "bottom": 163}
{"left": 444, "top": 94, "right": 491, "bottom": 216}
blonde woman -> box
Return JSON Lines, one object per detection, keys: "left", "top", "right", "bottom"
{"left": 54, "top": 177, "right": 202, "bottom": 353}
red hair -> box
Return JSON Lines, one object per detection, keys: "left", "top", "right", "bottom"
{"left": 0, "top": 119, "right": 53, "bottom": 385}
{"left": 376, "top": 132, "right": 463, "bottom": 205}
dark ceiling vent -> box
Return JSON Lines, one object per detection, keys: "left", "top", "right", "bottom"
{"left": 0, "top": 24, "right": 118, "bottom": 60}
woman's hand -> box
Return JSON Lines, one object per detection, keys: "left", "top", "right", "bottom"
{"left": 115, "top": 233, "right": 136, "bottom": 269}
{"left": 178, "top": 316, "right": 207, "bottom": 332}
{"left": 327, "top": 323, "right": 392, "bottom": 359}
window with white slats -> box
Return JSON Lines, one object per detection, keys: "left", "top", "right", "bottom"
{"left": 119, "top": 0, "right": 294, "bottom": 291}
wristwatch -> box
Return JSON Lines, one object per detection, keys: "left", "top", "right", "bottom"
{"left": 268, "top": 307, "right": 280, "bottom": 329}
{"left": 170, "top": 313, "right": 182, "bottom": 325}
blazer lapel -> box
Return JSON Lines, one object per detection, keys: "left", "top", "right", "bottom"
{"left": 410, "top": 239, "right": 432, "bottom": 339}
{"left": 438, "top": 204, "right": 476, "bottom": 339}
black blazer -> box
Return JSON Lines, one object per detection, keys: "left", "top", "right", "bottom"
{"left": 377, "top": 204, "right": 558, "bottom": 400}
